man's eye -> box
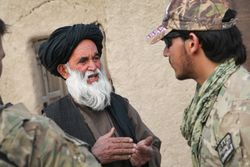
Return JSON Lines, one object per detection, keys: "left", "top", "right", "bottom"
{"left": 93, "top": 56, "right": 100, "bottom": 61}
{"left": 79, "top": 59, "right": 88, "bottom": 64}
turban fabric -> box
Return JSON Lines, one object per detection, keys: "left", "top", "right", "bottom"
{"left": 38, "top": 23, "right": 103, "bottom": 77}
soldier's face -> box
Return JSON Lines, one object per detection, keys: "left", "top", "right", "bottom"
{"left": 0, "top": 37, "right": 5, "bottom": 77}
{"left": 163, "top": 36, "right": 193, "bottom": 80}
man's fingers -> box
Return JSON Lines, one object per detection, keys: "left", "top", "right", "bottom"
{"left": 99, "top": 127, "right": 116, "bottom": 139}
{"left": 110, "top": 137, "right": 134, "bottom": 143}
{"left": 113, "top": 142, "right": 136, "bottom": 149}
{"left": 103, "top": 142, "right": 136, "bottom": 152}
{"left": 110, "top": 148, "right": 136, "bottom": 155}
{"left": 144, "top": 136, "right": 153, "bottom": 146}
{"left": 111, "top": 154, "right": 131, "bottom": 161}
{"left": 141, "top": 136, "right": 153, "bottom": 146}
{"left": 101, "top": 127, "right": 115, "bottom": 138}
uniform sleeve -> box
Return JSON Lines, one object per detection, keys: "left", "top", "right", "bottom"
{"left": 126, "top": 102, "right": 161, "bottom": 167}
{"left": 219, "top": 99, "right": 250, "bottom": 167}
{"left": 27, "top": 118, "right": 101, "bottom": 167}
{"left": 0, "top": 103, "right": 101, "bottom": 167}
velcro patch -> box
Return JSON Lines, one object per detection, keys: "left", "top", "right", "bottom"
{"left": 216, "top": 133, "right": 235, "bottom": 164}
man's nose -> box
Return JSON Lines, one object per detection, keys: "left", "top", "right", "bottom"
{"left": 87, "top": 59, "right": 97, "bottom": 71}
{"left": 163, "top": 46, "right": 169, "bottom": 57}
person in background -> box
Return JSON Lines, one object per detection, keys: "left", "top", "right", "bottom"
{"left": 147, "top": 0, "right": 250, "bottom": 166}
{"left": 0, "top": 18, "right": 101, "bottom": 167}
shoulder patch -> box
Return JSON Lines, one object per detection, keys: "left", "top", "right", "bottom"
{"left": 216, "top": 133, "right": 235, "bottom": 164}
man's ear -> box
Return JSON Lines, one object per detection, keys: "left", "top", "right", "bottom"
{"left": 187, "top": 32, "right": 201, "bottom": 54}
{"left": 57, "top": 64, "right": 69, "bottom": 79}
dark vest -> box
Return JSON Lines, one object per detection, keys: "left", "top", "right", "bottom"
{"left": 44, "top": 93, "right": 144, "bottom": 167}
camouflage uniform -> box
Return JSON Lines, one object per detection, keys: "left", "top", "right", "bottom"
{"left": 147, "top": 0, "right": 249, "bottom": 166}
{"left": 200, "top": 67, "right": 250, "bottom": 166}
{"left": 0, "top": 103, "right": 101, "bottom": 167}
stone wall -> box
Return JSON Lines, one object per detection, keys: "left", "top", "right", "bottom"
{"left": 1, "top": 0, "right": 201, "bottom": 166}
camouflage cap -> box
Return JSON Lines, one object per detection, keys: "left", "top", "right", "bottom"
{"left": 147, "top": 0, "right": 236, "bottom": 44}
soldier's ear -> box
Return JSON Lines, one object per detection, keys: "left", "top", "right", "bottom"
{"left": 57, "top": 64, "right": 69, "bottom": 79}
{"left": 187, "top": 33, "right": 201, "bottom": 54}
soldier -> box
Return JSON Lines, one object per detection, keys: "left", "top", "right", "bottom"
{"left": 0, "top": 18, "right": 101, "bottom": 167}
{"left": 147, "top": 0, "right": 250, "bottom": 166}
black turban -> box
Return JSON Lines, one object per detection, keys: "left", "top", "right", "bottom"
{"left": 38, "top": 23, "right": 103, "bottom": 77}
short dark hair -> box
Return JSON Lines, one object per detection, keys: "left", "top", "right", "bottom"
{"left": 174, "top": 9, "right": 247, "bottom": 65}
{"left": 0, "top": 19, "right": 7, "bottom": 36}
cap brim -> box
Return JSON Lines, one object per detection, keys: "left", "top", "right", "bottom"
{"left": 146, "top": 25, "right": 172, "bottom": 44}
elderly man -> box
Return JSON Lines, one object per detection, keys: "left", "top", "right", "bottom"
{"left": 147, "top": 0, "right": 250, "bottom": 166}
{"left": 0, "top": 19, "right": 100, "bottom": 167}
{"left": 38, "top": 23, "right": 161, "bottom": 167}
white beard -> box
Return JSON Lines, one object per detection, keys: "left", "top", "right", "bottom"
{"left": 65, "top": 65, "right": 112, "bottom": 111}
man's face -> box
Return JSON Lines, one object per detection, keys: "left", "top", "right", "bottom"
{"left": 0, "top": 37, "right": 5, "bottom": 77}
{"left": 64, "top": 39, "right": 112, "bottom": 110}
{"left": 163, "top": 35, "right": 193, "bottom": 80}
{"left": 67, "top": 39, "right": 101, "bottom": 84}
